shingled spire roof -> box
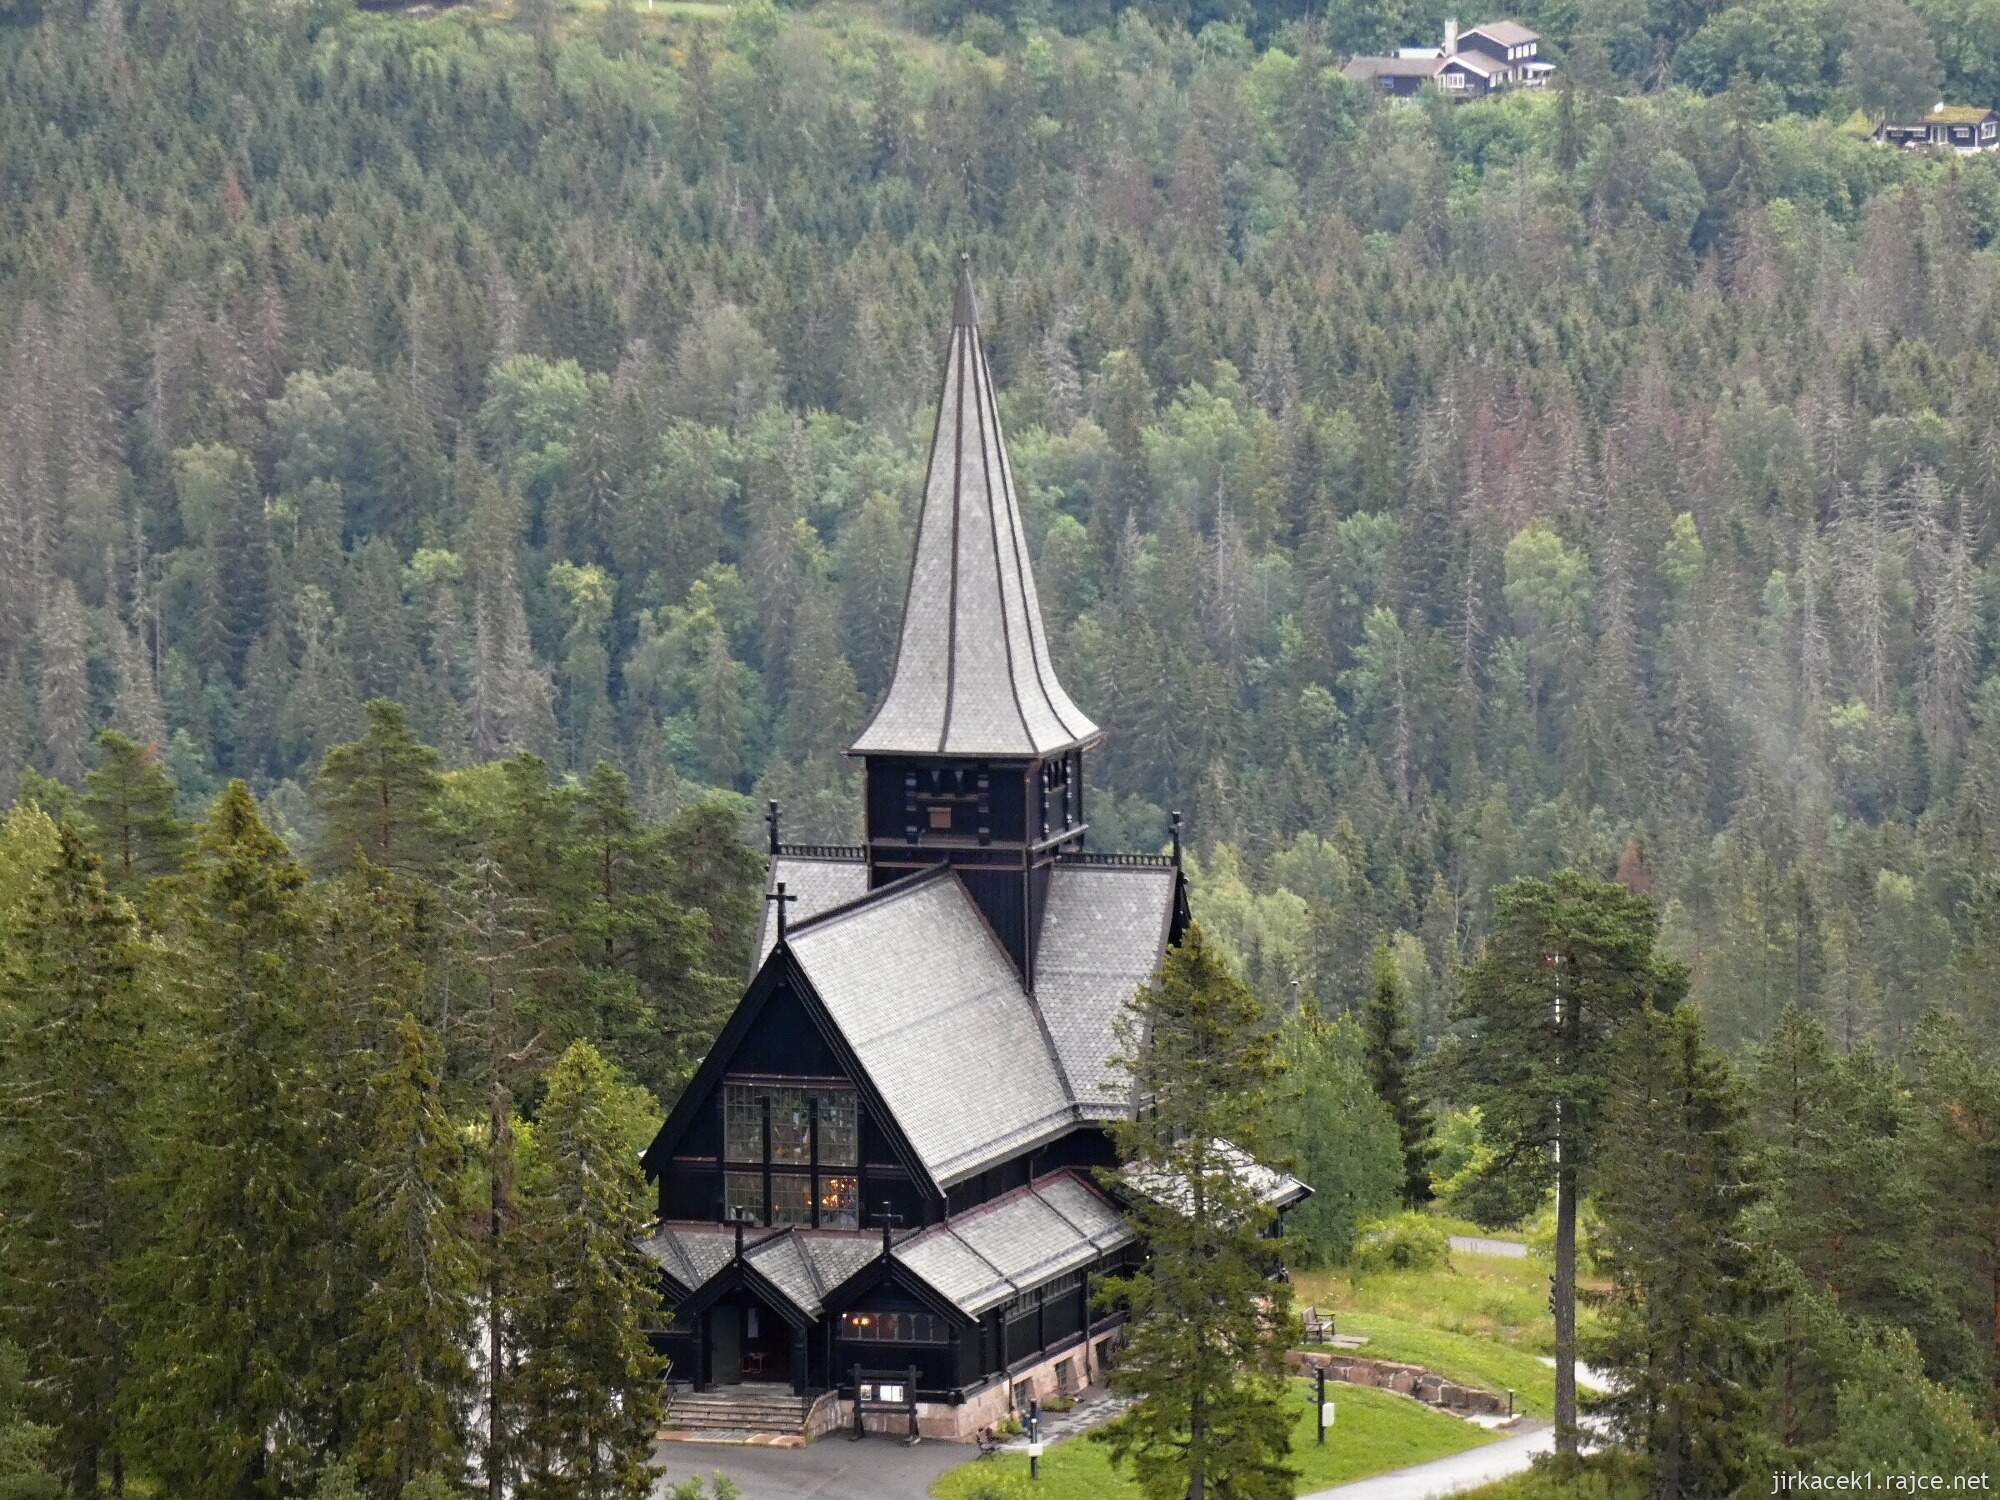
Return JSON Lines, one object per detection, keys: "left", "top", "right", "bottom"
{"left": 848, "top": 257, "right": 1100, "bottom": 759}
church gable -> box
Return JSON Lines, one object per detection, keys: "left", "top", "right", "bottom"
{"left": 644, "top": 946, "right": 936, "bottom": 1229}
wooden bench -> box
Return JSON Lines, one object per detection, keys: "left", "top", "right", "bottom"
{"left": 1301, "top": 1305, "right": 1335, "bottom": 1343}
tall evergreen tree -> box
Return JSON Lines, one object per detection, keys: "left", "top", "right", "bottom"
{"left": 0, "top": 826, "right": 143, "bottom": 1496}
{"left": 124, "top": 783, "right": 329, "bottom": 1500}
{"left": 1096, "top": 924, "right": 1297, "bottom": 1500}
{"left": 1360, "top": 937, "right": 1433, "bottom": 1208}
{"left": 312, "top": 699, "right": 449, "bottom": 878}
{"left": 80, "top": 729, "right": 190, "bottom": 894}
{"left": 350, "top": 1015, "right": 477, "bottom": 1499}
{"left": 1591, "top": 1004, "right": 1767, "bottom": 1497}
{"left": 1435, "top": 870, "right": 1687, "bottom": 1454}
{"left": 508, "top": 1042, "right": 663, "bottom": 1500}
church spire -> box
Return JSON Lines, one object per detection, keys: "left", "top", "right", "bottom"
{"left": 849, "top": 258, "right": 1100, "bottom": 759}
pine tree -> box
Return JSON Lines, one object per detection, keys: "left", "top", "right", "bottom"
{"left": 351, "top": 1015, "right": 477, "bottom": 1499}
{"left": 0, "top": 826, "right": 143, "bottom": 1495}
{"left": 1435, "top": 870, "right": 1687, "bottom": 1455}
{"left": 508, "top": 1042, "right": 663, "bottom": 1500}
{"left": 81, "top": 729, "right": 190, "bottom": 893}
{"left": 1591, "top": 1005, "right": 1767, "bottom": 1498}
{"left": 1360, "top": 938, "right": 1433, "bottom": 1208}
{"left": 1096, "top": 923, "right": 1298, "bottom": 1500}
{"left": 312, "top": 700, "right": 449, "bottom": 878}
{"left": 124, "top": 783, "right": 330, "bottom": 1500}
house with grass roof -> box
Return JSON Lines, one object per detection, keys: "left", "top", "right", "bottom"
{"left": 1875, "top": 104, "right": 2000, "bottom": 153}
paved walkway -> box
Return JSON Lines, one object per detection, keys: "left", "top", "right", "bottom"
{"left": 1302, "top": 1422, "right": 1554, "bottom": 1499}
{"left": 651, "top": 1435, "right": 965, "bottom": 1499}
{"left": 1448, "top": 1234, "right": 1529, "bottom": 1259}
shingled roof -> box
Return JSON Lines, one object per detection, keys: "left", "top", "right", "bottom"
{"left": 891, "top": 1170, "right": 1134, "bottom": 1317}
{"left": 848, "top": 259, "right": 1100, "bottom": 760}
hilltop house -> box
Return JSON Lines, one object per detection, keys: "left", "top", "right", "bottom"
{"left": 1344, "top": 17, "right": 1554, "bottom": 100}
{"left": 1874, "top": 104, "right": 2000, "bottom": 153}
{"left": 639, "top": 262, "right": 1308, "bottom": 1442}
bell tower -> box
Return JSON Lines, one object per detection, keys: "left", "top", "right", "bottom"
{"left": 847, "top": 258, "right": 1101, "bottom": 985}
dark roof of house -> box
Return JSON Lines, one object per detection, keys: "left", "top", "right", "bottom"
{"left": 1441, "top": 52, "right": 1495, "bottom": 76}
{"left": 1467, "top": 18, "right": 1537, "bottom": 44}
{"left": 891, "top": 1170, "right": 1135, "bottom": 1317}
{"left": 848, "top": 259, "right": 1099, "bottom": 760}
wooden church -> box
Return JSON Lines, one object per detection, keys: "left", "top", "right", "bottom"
{"left": 640, "top": 260, "right": 1307, "bottom": 1438}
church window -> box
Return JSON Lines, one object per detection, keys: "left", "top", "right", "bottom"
{"left": 818, "top": 1174, "right": 859, "bottom": 1228}
{"left": 724, "top": 1171, "right": 761, "bottom": 1223}
{"left": 841, "top": 1310, "right": 948, "bottom": 1344}
{"left": 819, "top": 1093, "right": 857, "bottom": 1167}
{"left": 721, "top": 1080, "right": 861, "bottom": 1226}
{"left": 770, "top": 1173, "right": 813, "bottom": 1226}
{"left": 725, "top": 1088, "right": 762, "bottom": 1161}
{"left": 768, "top": 1086, "right": 811, "bottom": 1165}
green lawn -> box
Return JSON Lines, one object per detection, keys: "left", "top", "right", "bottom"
{"left": 930, "top": 1379, "right": 1494, "bottom": 1499}
{"left": 1304, "top": 1312, "right": 1557, "bottom": 1418}
{"left": 1293, "top": 1251, "right": 1583, "bottom": 1354}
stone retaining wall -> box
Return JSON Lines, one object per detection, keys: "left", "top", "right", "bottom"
{"left": 1287, "top": 1350, "right": 1510, "bottom": 1417}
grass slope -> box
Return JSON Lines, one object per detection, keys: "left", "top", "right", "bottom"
{"left": 1304, "top": 1313, "right": 1557, "bottom": 1418}
{"left": 930, "top": 1379, "right": 1493, "bottom": 1499}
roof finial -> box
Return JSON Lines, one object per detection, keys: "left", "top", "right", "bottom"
{"left": 1170, "top": 811, "right": 1184, "bottom": 869}
{"left": 766, "top": 798, "right": 781, "bottom": 856}
{"left": 768, "top": 880, "right": 798, "bottom": 944}
{"left": 952, "top": 252, "right": 979, "bottom": 329}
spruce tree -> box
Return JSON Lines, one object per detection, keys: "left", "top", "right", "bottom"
{"left": 1096, "top": 923, "right": 1297, "bottom": 1500}
{"left": 81, "top": 728, "right": 190, "bottom": 893}
{"left": 351, "top": 1015, "right": 478, "bottom": 1499}
{"left": 508, "top": 1042, "right": 663, "bottom": 1500}
{"left": 124, "top": 783, "right": 329, "bottom": 1500}
{"left": 312, "top": 699, "right": 449, "bottom": 877}
{"left": 1360, "top": 937, "right": 1433, "bottom": 1208}
{"left": 1434, "top": 870, "right": 1686, "bottom": 1455}
{"left": 1591, "top": 1005, "right": 1767, "bottom": 1498}
{"left": 0, "top": 825, "right": 143, "bottom": 1495}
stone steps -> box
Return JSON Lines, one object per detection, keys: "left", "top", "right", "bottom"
{"left": 662, "top": 1384, "right": 812, "bottom": 1440}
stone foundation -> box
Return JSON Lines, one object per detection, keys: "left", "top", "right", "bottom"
{"left": 1288, "top": 1350, "right": 1510, "bottom": 1417}
{"left": 830, "top": 1326, "right": 1127, "bottom": 1443}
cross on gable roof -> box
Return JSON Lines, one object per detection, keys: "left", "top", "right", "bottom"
{"left": 848, "top": 257, "right": 1100, "bottom": 759}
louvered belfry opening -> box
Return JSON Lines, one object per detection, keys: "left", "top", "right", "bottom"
{"left": 849, "top": 257, "right": 1102, "bottom": 984}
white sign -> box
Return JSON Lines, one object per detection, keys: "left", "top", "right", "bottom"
{"left": 1320, "top": 1402, "right": 1336, "bottom": 1428}
{"left": 1027, "top": 1442, "right": 1044, "bottom": 1459}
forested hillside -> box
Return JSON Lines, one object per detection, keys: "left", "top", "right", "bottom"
{"left": 3, "top": 0, "right": 2000, "bottom": 1066}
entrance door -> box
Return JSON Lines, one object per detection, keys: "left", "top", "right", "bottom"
{"left": 710, "top": 1302, "right": 742, "bottom": 1385}
{"left": 740, "top": 1300, "right": 792, "bottom": 1385}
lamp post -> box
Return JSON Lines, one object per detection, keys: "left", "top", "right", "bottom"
{"left": 1316, "top": 1365, "right": 1334, "bottom": 1446}
{"left": 1028, "top": 1398, "right": 1042, "bottom": 1481}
